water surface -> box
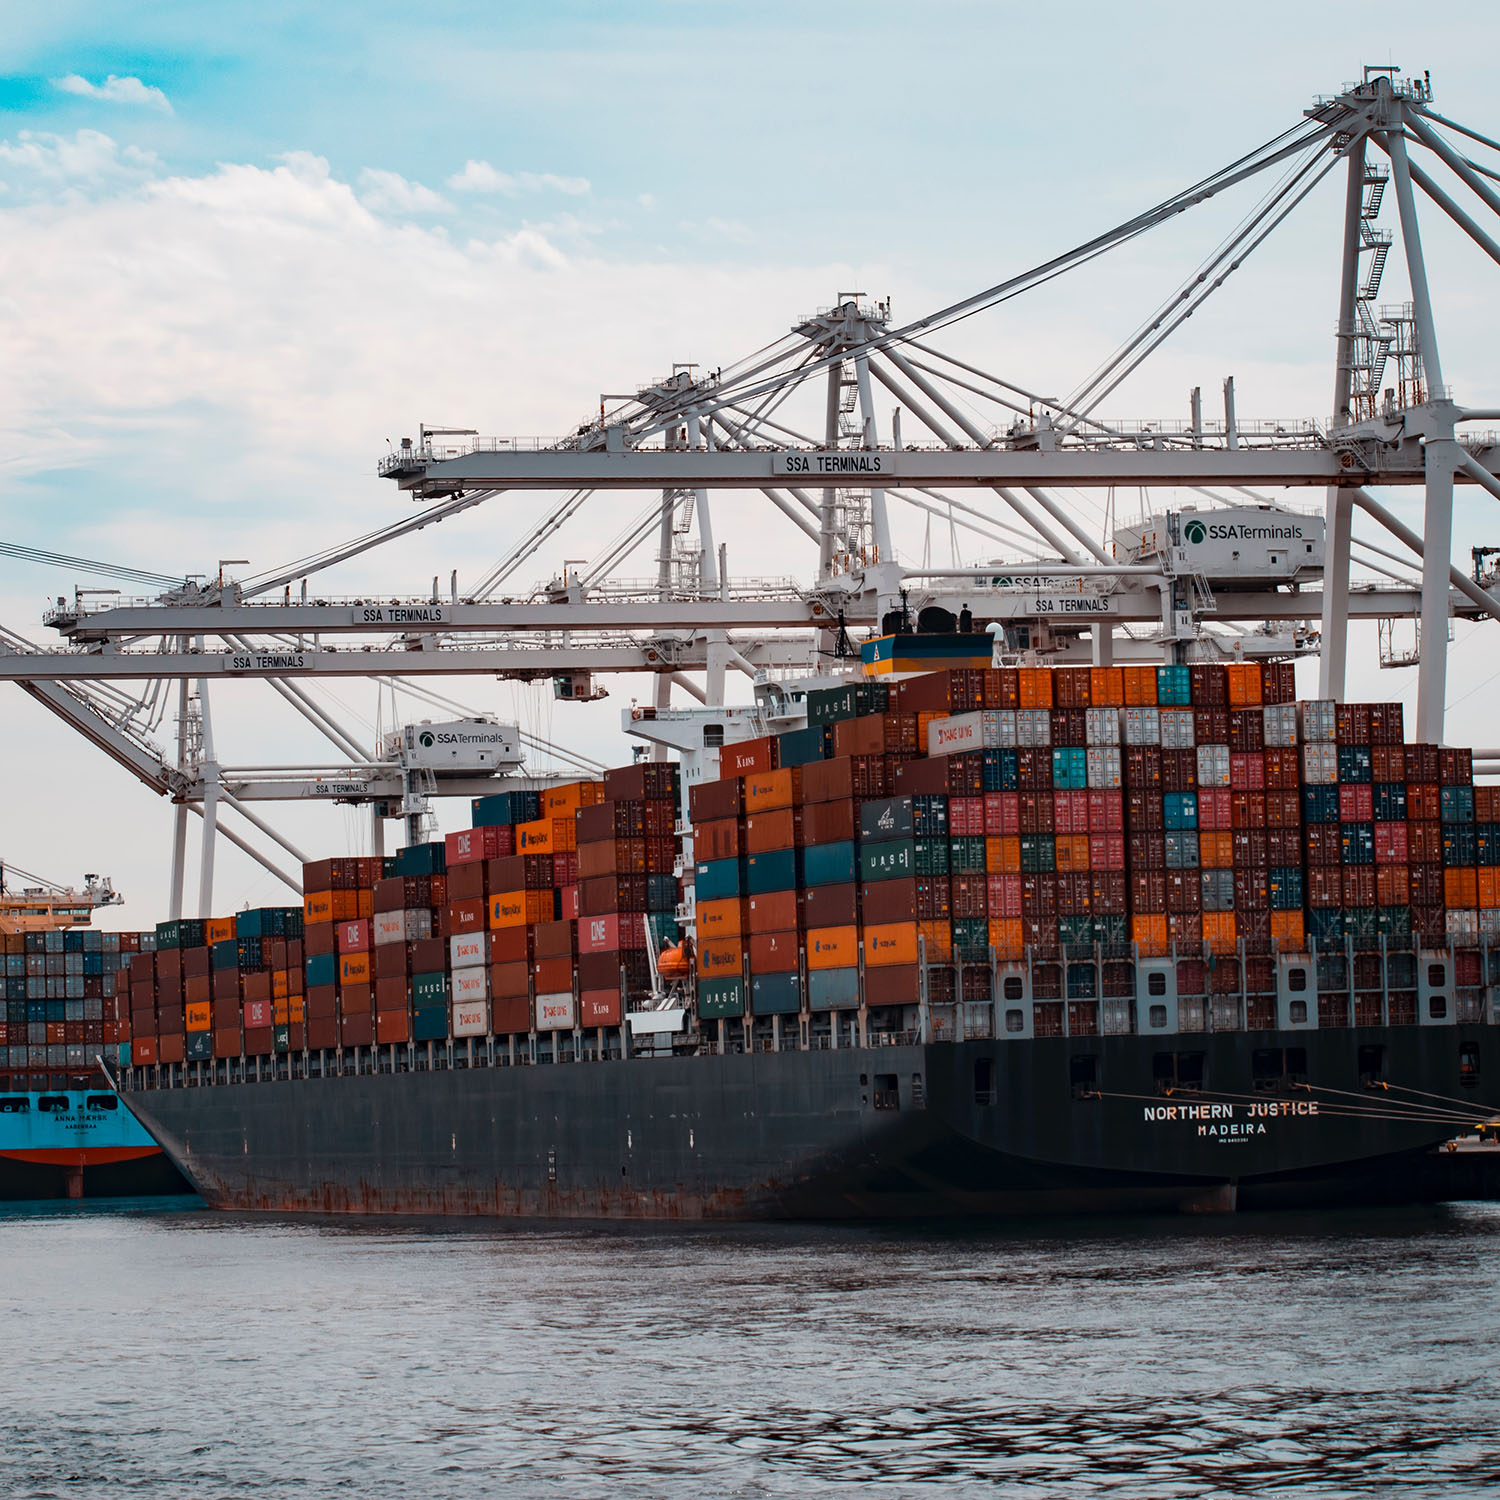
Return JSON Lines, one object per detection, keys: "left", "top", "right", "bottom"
{"left": 1, "top": 1199, "right": 1497, "bottom": 1497}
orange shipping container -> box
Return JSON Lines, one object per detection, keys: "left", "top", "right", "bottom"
{"left": 205, "top": 917, "right": 236, "bottom": 945}
{"left": 806, "top": 925, "right": 858, "bottom": 970}
{"left": 865, "top": 921, "right": 919, "bottom": 967}
{"left": 1226, "top": 662, "right": 1263, "bottom": 707}
{"left": 1090, "top": 666, "right": 1124, "bottom": 707}
{"left": 1202, "top": 912, "right": 1237, "bottom": 951}
{"left": 696, "top": 898, "right": 746, "bottom": 938}
{"left": 1270, "top": 910, "right": 1305, "bottom": 953}
{"left": 1017, "top": 668, "right": 1054, "bottom": 709}
{"left": 1055, "top": 834, "right": 1090, "bottom": 873}
{"left": 339, "top": 952, "right": 371, "bottom": 986}
{"left": 985, "top": 835, "right": 1021, "bottom": 874}
{"left": 185, "top": 1001, "right": 211, "bottom": 1032}
{"left": 550, "top": 817, "right": 578, "bottom": 853}
{"left": 918, "top": 920, "right": 953, "bottom": 962}
{"left": 698, "top": 938, "right": 745, "bottom": 977}
{"left": 304, "top": 890, "right": 335, "bottom": 924}
{"left": 987, "top": 918, "right": 1024, "bottom": 957}
{"left": 1479, "top": 868, "right": 1500, "bottom": 910}
{"left": 1200, "top": 831, "right": 1234, "bottom": 868}
{"left": 1132, "top": 913, "right": 1169, "bottom": 956}
{"left": 1122, "top": 666, "right": 1159, "bottom": 706}
{"left": 515, "top": 817, "right": 554, "bottom": 853}
{"left": 544, "top": 780, "right": 604, "bottom": 818}
{"left": 743, "top": 767, "right": 801, "bottom": 811}
{"left": 490, "top": 889, "right": 552, "bottom": 929}
{"left": 356, "top": 889, "right": 373, "bottom": 920}
{"left": 1445, "top": 868, "right": 1478, "bottom": 909}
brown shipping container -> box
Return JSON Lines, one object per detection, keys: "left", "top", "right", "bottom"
{"left": 577, "top": 951, "right": 622, "bottom": 991}
{"left": 578, "top": 800, "right": 648, "bottom": 842}
{"left": 804, "top": 882, "right": 859, "bottom": 927}
{"left": 719, "top": 738, "right": 776, "bottom": 780}
{"left": 862, "top": 878, "right": 919, "bottom": 924}
{"left": 749, "top": 930, "right": 799, "bottom": 973}
{"left": 534, "top": 920, "right": 575, "bottom": 959}
{"left": 745, "top": 809, "right": 801, "bottom": 854}
{"left": 747, "top": 890, "right": 801, "bottom": 934}
{"left": 688, "top": 778, "right": 742, "bottom": 824}
{"left": 801, "top": 799, "right": 856, "bottom": 846}
{"left": 491, "top": 961, "right": 532, "bottom": 999}
{"left": 375, "top": 976, "right": 408, "bottom": 1012}
{"left": 533, "top": 956, "right": 572, "bottom": 994}
{"left": 693, "top": 818, "right": 741, "bottom": 861}
{"left": 446, "top": 861, "right": 487, "bottom": 904}
{"left": 864, "top": 964, "right": 920, "bottom": 1007}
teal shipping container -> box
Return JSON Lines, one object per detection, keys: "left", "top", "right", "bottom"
{"left": 751, "top": 973, "right": 802, "bottom": 1015}
{"left": 747, "top": 849, "right": 801, "bottom": 895}
{"left": 695, "top": 858, "right": 747, "bottom": 902}
{"left": 804, "top": 841, "right": 857, "bottom": 887}
{"left": 808, "top": 968, "right": 859, "bottom": 1010}
{"left": 860, "top": 839, "right": 916, "bottom": 882}
{"left": 305, "top": 952, "right": 337, "bottom": 989}
{"left": 699, "top": 976, "right": 746, "bottom": 1019}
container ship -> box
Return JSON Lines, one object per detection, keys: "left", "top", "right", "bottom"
{"left": 0, "top": 869, "right": 185, "bottom": 1199}
{"left": 109, "top": 655, "right": 1500, "bottom": 1218}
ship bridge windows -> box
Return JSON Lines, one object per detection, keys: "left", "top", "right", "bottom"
{"left": 0, "top": 1096, "right": 29, "bottom": 1114}
{"left": 84, "top": 1094, "right": 117, "bottom": 1111}
{"left": 1255, "top": 1046, "right": 1309, "bottom": 1092}
{"left": 36, "top": 1095, "right": 68, "bottom": 1112}
{"left": 1153, "top": 1051, "right": 1205, "bottom": 1095}
{"left": 1460, "top": 1044, "right": 1481, "bottom": 1088}
{"left": 1069, "top": 1054, "right": 1099, "bottom": 1101}
{"left": 974, "top": 1057, "right": 996, "bottom": 1106}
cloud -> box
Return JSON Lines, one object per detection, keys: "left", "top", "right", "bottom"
{"left": 446, "top": 160, "right": 590, "bottom": 196}
{"left": 0, "top": 128, "right": 157, "bottom": 186}
{"left": 356, "top": 167, "right": 450, "bottom": 214}
{"left": 53, "top": 73, "right": 172, "bottom": 113}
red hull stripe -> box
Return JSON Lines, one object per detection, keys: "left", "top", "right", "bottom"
{"left": 0, "top": 1147, "right": 163, "bottom": 1167}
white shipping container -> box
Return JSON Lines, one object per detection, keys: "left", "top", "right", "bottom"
{"left": 1303, "top": 744, "right": 1338, "bottom": 785}
{"left": 451, "top": 1000, "right": 489, "bottom": 1037}
{"left": 927, "top": 711, "right": 1017, "bottom": 757}
{"left": 451, "top": 965, "right": 489, "bottom": 1003}
{"left": 1086, "top": 746, "right": 1122, "bottom": 789}
{"left": 1016, "top": 709, "right": 1051, "bottom": 748}
{"left": 1160, "top": 709, "right": 1195, "bottom": 749}
{"left": 450, "top": 932, "right": 489, "bottom": 970}
{"left": 1263, "top": 703, "right": 1299, "bottom": 748}
{"left": 1197, "top": 744, "right": 1231, "bottom": 787}
{"left": 404, "top": 909, "right": 434, "bottom": 941}
{"left": 1084, "top": 707, "right": 1120, "bottom": 746}
{"left": 1124, "top": 707, "right": 1160, "bottom": 746}
{"left": 536, "top": 991, "right": 576, "bottom": 1031}
{"left": 372, "top": 911, "right": 407, "bottom": 947}
{"left": 1299, "top": 700, "right": 1336, "bottom": 743}
{"left": 1447, "top": 909, "right": 1479, "bottom": 943}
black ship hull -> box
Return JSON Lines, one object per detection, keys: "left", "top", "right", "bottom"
{"left": 117, "top": 1025, "right": 1500, "bottom": 1219}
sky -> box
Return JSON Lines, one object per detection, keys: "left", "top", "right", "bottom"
{"left": 3, "top": 0, "right": 1500, "bottom": 926}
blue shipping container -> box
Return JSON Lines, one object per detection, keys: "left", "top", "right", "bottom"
{"left": 807, "top": 968, "right": 860, "bottom": 1010}
{"left": 751, "top": 973, "right": 802, "bottom": 1015}
{"left": 695, "top": 858, "right": 746, "bottom": 902}
{"left": 804, "top": 840, "right": 857, "bottom": 887}
{"left": 747, "top": 849, "right": 801, "bottom": 895}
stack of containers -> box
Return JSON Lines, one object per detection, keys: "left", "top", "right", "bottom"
{"left": 576, "top": 765, "right": 676, "bottom": 1029}
{"left": 304, "top": 855, "right": 390, "bottom": 1050}
{"left": 2, "top": 928, "right": 144, "bottom": 1085}
{"left": 370, "top": 867, "right": 443, "bottom": 1044}
{"left": 691, "top": 769, "right": 750, "bottom": 1019}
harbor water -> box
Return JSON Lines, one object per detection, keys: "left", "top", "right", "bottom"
{"left": 2, "top": 1201, "right": 1498, "bottom": 1497}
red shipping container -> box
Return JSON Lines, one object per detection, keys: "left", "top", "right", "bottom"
{"left": 949, "top": 796, "right": 986, "bottom": 836}
{"left": 1198, "top": 789, "right": 1232, "bottom": 831}
{"left": 446, "top": 861, "right": 487, "bottom": 905}
{"left": 986, "top": 874, "right": 1023, "bottom": 919}
{"left": 1375, "top": 822, "right": 1408, "bottom": 864}
{"left": 984, "top": 793, "right": 1021, "bottom": 836}
{"left": 375, "top": 976, "right": 408, "bottom": 1012}
{"left": 1021, "top": 874, "right": 1058, "bottom": 917}
{"left": 721, "top": 737, "right": 776, "bottom": 779}
{"left": 1376, "top": 864, "right": 1408, "bottom": 906}
{"left": 336, "top": 918, "right": 370, "bottom": 954}
{"left": 1053, "top": 790, "right": 1088, "bottom": 835}
{"left": 915, "top": 877, "right": 952, "bottom": 919}
{"left": 1339, "top": 784, "right": 1374, "bottom": 822}
{"left": 579, "top": 800, "right": 648, "bottom": 842}
{"left": 448, "top": 898, "right": 487, "bottom": 935}
{"left": 446, "top": 826, "right": 512, "bottom": 866}
{"left": 1305, "top": 824, "right": 1342, "bottom": 866}
{"left": 863, "top": 879, "right": 919, "bottom": 924}
{"left": 1090, "top": 834, "right": 1126, "bottom": 871}
{"left": 580, "top": 990, "right": 622, "bottom": 1028}
{"left": 1234, "top": 867, "right": 1270, "bottom": 910}
{"left": 376, "top": 1009, "right": 411, "bottom": 1044}
{"left": 1408, "top": 784, "right": 1441, "bottom": 821}
{"left": 805, "top": 883, "right": 858, "bottom": 927}
{"left": 533, "top": 956, "right": 572, "bottom": 994}
{"left": 644, "top": 800, "right": 676, "bottom": 837}
{"left": 306, "top": 1017, "right": 338, "bottom": 1050}
{"left": 338, "top": 1011, "right": 373, "bottom": 1047}
{"left": 578, "top": 912, "right": 646, "bottom": 954}
{"left": 1230, "top": 752, "right": 1265, "bottom": 791}
{"left": 748, "top": 890, "right": 801, "bottom": 933}
{"left": 1128, "top": 831, "right": 1166, "bottom": 869}
{"left": 1308, "top": 866, "right": 1342, "bottom": 908}
{"left": 951, "top": 875, "right": 988, "bottom": 919}
{"left": 1085, "top": 790, "right": 1124, "bottom": 833}
{"left": 491, "top": 993, "right": 533, "bottom": 1034}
